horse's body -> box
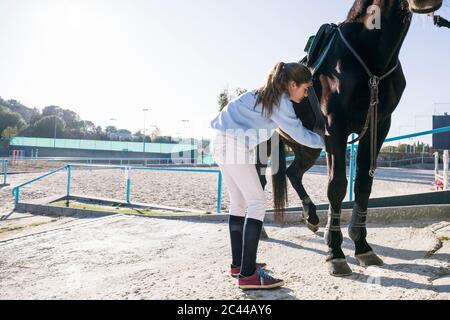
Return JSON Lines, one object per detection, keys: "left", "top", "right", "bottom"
{"left": 257, "top": 0, "right": 444, "bottom": 276}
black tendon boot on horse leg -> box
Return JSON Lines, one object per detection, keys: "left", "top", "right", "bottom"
{"left": 285, "top": 153, "right": 321, "bottom": 233}
{"left": 348, "top": 118, "right": 393, "bottom": 267}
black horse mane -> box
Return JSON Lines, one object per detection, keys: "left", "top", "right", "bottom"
{"left": 345, "top": 0, "right": 412, "bottom": 24}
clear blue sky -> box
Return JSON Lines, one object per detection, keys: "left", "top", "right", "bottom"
{"left": 0, "top": 0, "right": 448, "bottom": 144}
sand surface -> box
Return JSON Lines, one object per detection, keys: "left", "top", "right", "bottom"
{"left": 1, "top": 166, "right": 448, "bottom": 300}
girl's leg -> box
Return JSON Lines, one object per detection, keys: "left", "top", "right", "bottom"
{"left": 219, "top": 164, "right": 247, "bottom": 268}
{"left": 221, "top": 162, "right": 284, "bottom": 289}
{"left": 220, "top": 163, "right": 266, "bottom": 277}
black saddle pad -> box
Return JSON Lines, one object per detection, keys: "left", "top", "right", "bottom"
{"left": 302, "top": 23, "right": 338, "bottom": 71}
{"left": 298, "top": 23, "right": 338, "bottom": 138}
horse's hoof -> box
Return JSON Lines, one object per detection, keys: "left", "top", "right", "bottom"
{"left": 327, "top": 259, "right": 353, "bottom": 277}
{"left": 307, "top": 222, "right": 320, "bottom": 233}
{"left": 355, "top": 251, "right": 384, "bottom": 267}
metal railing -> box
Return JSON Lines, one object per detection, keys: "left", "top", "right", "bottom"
{"left": 377, "top": 156, "right": 436, "bottom": 167}
{"left": 7, "top": 125, "right": 450, "bottom": 212}
{"left": 11, "top": 164, "right": 223, "bottom": 214}
{"left": 11, "top": 166, "right": 68, "bottom": 205}
{"left": 348, "top": 125, "right": 450, "bottom": 201}
{"left": 0, "top": 157, "right": 200, "bottom": 185}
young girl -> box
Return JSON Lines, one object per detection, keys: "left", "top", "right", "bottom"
{"left": 210, "top": 62, "right": 325, "bottom": 290}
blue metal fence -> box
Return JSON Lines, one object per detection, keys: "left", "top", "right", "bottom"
{"left": 8, "top": 126, "right": 450, "bottom": 213}
{"left": 347, "top": 125, "right": 450, "bottom": 201}
{"left": 12, "top": 164, "right": 224, "bottom": 214}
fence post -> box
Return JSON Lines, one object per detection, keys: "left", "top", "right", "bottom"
{"left": 435, "top": 152, "right": 440, "bottom": 191}
{"left": 444, "top": 150, "right": 449, "bottom": 190}
{"left": 217, "top": 171, "right": 222, "bottom": 214}
{"left": 66, "top": 165, "right": 71, "bottom": 206}
{"left": 435, "top": 152, "right": 440, "bottom": 177}
{"left": 14, "top": 188, "right": 19, "bottom": 206}
{"left": 125, "top": 167, "right": 131, "bottom": 203}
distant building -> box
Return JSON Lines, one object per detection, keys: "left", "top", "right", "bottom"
{"left": 433, "top": 114, "right": 450, "bottom": 150}
{"left": 9, "top": 136, "right": 197, "bottom": 161}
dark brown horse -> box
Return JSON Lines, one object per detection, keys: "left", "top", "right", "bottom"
{"left": 257, "top": 0, "right": 444, "bottom": 276}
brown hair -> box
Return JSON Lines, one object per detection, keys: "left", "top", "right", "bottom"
{"left": 255, "top": 62, "right": 312, "bottom": 118}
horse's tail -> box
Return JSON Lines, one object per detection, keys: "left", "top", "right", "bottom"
{"left": 272, "top": 137, "right": 288, "bottom": 223}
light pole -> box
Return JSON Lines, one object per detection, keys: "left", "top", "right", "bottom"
{"left": 109, "top": 118, "right": 117, "bottom": 140}
{"left": 143, "top": 108, "right": 149, "bottom": 153}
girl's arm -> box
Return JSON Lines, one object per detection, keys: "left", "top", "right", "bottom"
{"left": 270, "top": 96, "right": 325, "bottom": 150}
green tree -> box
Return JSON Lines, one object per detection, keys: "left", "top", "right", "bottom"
{"left": 0, "top": 107, "right": 26, "bottom": 134}
{"left": 149, "top": 127, "right": 161, "bottom": 141}
{"left": 1, "top": 126, "right": 18, "bottom": 148}
{"left": 33, "top": 116, "right": 66, "bottom": 138}
{"left": 94, "top": 126, "right": 108, "bottom": 140}
{"left": 105, "top": 126, "right": 118, "bottom": 138}
{"left": 82, "top": 120, "right": 97, "bottom": 137}
{"left": 0, "top": 99, "right": 34, "bottom": 123}
{"left": 152, "top": 136, "right": 174, "bottom": 144}
{"left": 235, "top": 87, "right": 248, "bottom": 97}
{"left": 218, "top": 89, "right": 229, "bottom": 112}
{"left": 29, "top": 108, "right": 42, "bottom": 127}
{"left": 42, "top": 105, "right": 64, "bottom": 118}
{"left": 218, "top": 87, "right": 248, "bottom": 112}
{"left": 41, "top": 106, "right": 86, "bottom": 138}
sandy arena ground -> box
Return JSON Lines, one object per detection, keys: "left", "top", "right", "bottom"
{"left": 0, "top": 166, "right": 449, "bottom": 300}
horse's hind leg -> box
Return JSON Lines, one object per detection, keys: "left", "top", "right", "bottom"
{"left": 286, "top": 148, "right": 321, "bottom": 233}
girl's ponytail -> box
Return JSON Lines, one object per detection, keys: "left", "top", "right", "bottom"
{"left": 255, "top": 62, "right": 312, "bottom": 118}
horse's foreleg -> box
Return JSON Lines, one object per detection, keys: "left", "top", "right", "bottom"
{"left": 324, "top": 128, "right": 352, "bottom": 277}
{"left": 286, "top": 159, "right": 320, "bottom": 233}
{"left": 349, "top": 117, "right": 391, "bottom": 267}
